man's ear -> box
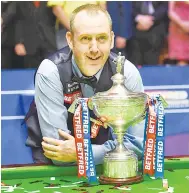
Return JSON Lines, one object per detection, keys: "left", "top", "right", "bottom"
{"left": 66, "top": 31, "right": 73, "bottom": 50}
{"left": 110, "top": 31, "right": 115, "bottom": 49}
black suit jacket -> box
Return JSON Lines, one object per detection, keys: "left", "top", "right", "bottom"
{"left": 1, "top": 1, "right": 17, "bottom": 47}
{"left": 15, "top": 1, "right": 56, "bottom": 55}
{"left": 132, "top": 1, "right": 168, "bottom": 36}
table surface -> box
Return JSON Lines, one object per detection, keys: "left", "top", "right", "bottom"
{"left": 1, "top": 157, "right": 189, "bottom": 193}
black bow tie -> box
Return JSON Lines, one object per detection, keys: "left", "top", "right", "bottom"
{"left": 72, "top": 76, "right": 97, "bottom": 88}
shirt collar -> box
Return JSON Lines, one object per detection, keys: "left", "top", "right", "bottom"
{"left": 71, "top": 55, "right": 103, "bottom": 81}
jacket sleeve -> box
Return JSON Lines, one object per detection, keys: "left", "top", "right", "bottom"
{"left": 1, "top": 2, "right": 17, "bottom": 27}
{"left": 15, "top": 19, "right": 24, "bottom": 44}
{"left": 152, "top": 2, "right": 168, "bottom": 24}
{"left": 118, "top": 1, "right": 133, "bottom": 39}
{"left": 132, "top": 2, "right": 141, "bottom": 21}
{"left": 14, "top": 3, "right": 24, "bottom": 44}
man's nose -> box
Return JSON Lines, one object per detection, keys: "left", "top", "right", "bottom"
{"left": 89, "top": 40, "right": 99, "bottom": 55}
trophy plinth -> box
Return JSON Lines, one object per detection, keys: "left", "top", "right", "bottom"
{"left": 91, "top": 53, "right": 148, "bottom": 184}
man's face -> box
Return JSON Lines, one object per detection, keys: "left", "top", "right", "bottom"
{"left": 66, "top": 11, "right": 114, "bottom": 76}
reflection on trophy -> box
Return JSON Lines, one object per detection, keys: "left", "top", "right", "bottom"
{"left": 91, "top": 53, "right": 148, "bottom": 184}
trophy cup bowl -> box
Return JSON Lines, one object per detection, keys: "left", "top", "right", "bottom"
{"left": 90, "top": 53, "right": 148, "bottom": 184}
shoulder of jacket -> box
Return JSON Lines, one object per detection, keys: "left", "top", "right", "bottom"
{"left": 47, "top": 46, "right": 72, "bottom": 65}
{"left": 37, "top": 59, "right": 58, "bottom": 77}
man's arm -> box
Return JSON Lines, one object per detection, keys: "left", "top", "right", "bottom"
{"left": 14, "top": 3, "right": 27, "bottom": 56}
{"left": 152, "top": 2, "right": 168, "bottom": 24}
{"left": 35, "top": 59, "right": 71, "bottom": 165}
{"left": 35, "top": 59, "right": 69, "bottom": 139}
{"left": 107, "top": 2, "right": 132, "bottom": 49}
{"left": 1, "top": 2, "right": 17, "bottom": 27}
{"left": 132, "top": 2, "right": 141, "bottom": 21}
{"left": 47, "top": 1, "right": 70, "bottom": 30}
{"left": 92, "top": 140, "right": 116, "bottom": 165}
{"left": 118, "top": 1, "right": 133, "bottom": 40}
{"left": 37, "top": 59, "right": 116, "bottom": 165}
{"left": 43, "top": 129, "right": 116, "bottom": 165}
{"left": 124, "top": 60, "right": 144, "bottom": 93}
{"left": 116, "top": 1, "right": 132, "bottom": 49}
{"left": 123, "top": 60, "right": 145, "bottom": 160}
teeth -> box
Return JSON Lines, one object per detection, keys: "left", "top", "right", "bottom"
{"left": 87, "top": 56, "right": 100, "bottom": 60}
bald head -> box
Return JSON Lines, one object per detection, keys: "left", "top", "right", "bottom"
{"left": 70, "top": 4, "right": 112, "bottom": 34}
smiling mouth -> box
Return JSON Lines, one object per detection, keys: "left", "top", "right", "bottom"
{"left": 87, "top": 56, "right": 101, "bottom": 60}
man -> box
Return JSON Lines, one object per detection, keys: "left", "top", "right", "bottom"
{"left": 25, "top": 4, "right": 144, "bottom": 165}
{"left": 1, "top": 1, "right": 17, "bottom": 69}
{"left": 14, "top": 2, "right": 57, "bottom": 68}
{"left": 127, "top": 1, "right": 168, "bottom": 66}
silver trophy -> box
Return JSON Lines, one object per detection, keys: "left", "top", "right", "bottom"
{"left": 90, "top": 53, "right": 148, "bottom": 184}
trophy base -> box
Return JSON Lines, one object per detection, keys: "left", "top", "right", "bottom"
{"left": 99, "top": 174, "right": 143, "bottom": 185}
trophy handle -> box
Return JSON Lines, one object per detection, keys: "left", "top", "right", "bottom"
{"left": 129, "top": 109, "right": 147, "bottom": 127}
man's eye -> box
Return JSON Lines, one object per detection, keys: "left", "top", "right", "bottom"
{"left": 81, "top": 36, "right": 91, "bottom": 43}
{"left": 97, "top": 36, "right": 107, "bottom": 43}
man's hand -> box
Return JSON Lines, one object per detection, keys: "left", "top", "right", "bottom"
{"left": 15, "top": 43, "right": 27, "bottom": 56}
{"left": 180, "top": 21, "right": 189, "bottom": 33}
{"left": 136, "top": 22, "right": 152, "bottom": 31}
{"left": 136, "top": 15, "right": 154, "bottom": 31}
{"left": 42, "top": 130, "right": 77, "bottom": 162}
{"left": 115, "top": 36, "right": 127, "bottom": 49}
